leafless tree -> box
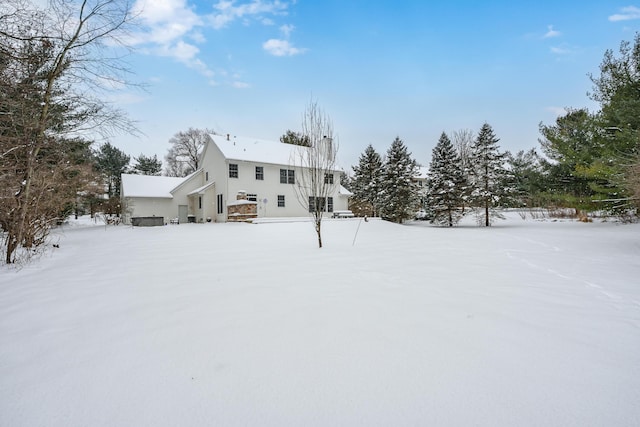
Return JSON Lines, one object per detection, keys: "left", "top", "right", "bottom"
{"left": 452, "top": 128, "right": 475, "bottom": 213}
{"left": 452, "top": 129, "right": 474, "bottom": 173}
{"left": 291, "top": 101, "right": 338, "bottom": 248}
{"left": 0, "top": 0, "right": 137, "bottom": 264}
{"left": 164, "top": 128, "right": 212, "bottom": 177}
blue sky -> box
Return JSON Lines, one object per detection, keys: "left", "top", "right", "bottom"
{"left": 112, "top": 0, "right": 640, "bottom": 170}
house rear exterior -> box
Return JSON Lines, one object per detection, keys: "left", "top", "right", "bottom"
{"left": 121, "top": 134, "right": 351, "bottom": 224}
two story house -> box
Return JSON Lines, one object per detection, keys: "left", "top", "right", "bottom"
{"left": 121, "top": 134, "right": 351, "bottom": 224}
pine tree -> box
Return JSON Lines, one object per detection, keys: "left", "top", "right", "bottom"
{"left": 380, "top": 137, "right": 419, "bottom": 223}
{"left": 133, "top": 154, "right": 162, "bottom": 176}
{"left": 351, "top": 144, "right": 383, "bottom": 216}
{"left": 468, "top": 123, "right": 508, "bottom": 226}
{"left": 280, "top": 129, "right": 310, "bottom": 146}
{"left": 94, "top": 143, "right": 130, "bottom": 198}
{"left": 426, "top": 132, "right": 467, "bottom": 226}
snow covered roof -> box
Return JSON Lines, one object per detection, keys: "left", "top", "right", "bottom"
{"left": 121, "top": 174, "right": 185, "bottom": 198}
{"left": 211, "top": 134, "right": 343, "bottom": 172}
{"left": 187, "top": 181, "right": 216, "bottom": 196}
{"left": 169, "top": 170, "right": 202, "bottom": 194}
{"left": 416, "top": 166, "right": 429, "bottom": 179}
{"left": 211, "top": 134, "right": 301, "bottom": 165}
{"left": 339, "top": 185, "right": 353, "bottom": 196}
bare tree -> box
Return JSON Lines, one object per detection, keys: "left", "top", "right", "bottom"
{"left": 0, "top": 0, "right": 137, "bottom": 264}
{"left": 452, "top": 128, "right": 475, "bottom": 213}
{"left": 291, "top": 101, "right": 338, "bottom": 248}
{"left": 452, "top": 128, "right": 474, "bottom": 174}
{"left": 164, "top": 128, "right": 212, "bottom": 177}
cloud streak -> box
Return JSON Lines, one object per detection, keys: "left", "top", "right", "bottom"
{"left": 609, "top": 6, "right": 640, "bottom": 22}
{"left": 543, "top": 25, "right": 561, "bottom": 38}
{"left": 263, "top": 39, "right": 307, "bottom": 56}
{"left": 209, "top": 0, "right": 290, "bottom": 29}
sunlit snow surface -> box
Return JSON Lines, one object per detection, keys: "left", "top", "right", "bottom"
{"left": 1, "top": 213, "right": 639, "bottom": 426}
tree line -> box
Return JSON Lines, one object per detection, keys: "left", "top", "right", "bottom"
{"left": 347, "top": 123, "right": 513, "bottom": 226}
{"left": 346, "top": 34, "right": 640, "bottom": 225}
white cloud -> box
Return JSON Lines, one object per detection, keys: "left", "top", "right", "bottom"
{"left": 609, "top": 6, "right": 640, "bottom": 22}
{"left": 106, "top": 92, "right": 147, "bottom": 105}
{"left": 262, "top": 39, "right": 307, "bottom": 56}
{"left": 157, "top": 40, "right": 199, "bottom": 61}
{"left": 550, "top": 45, "right": 573, "bottom": 55}
{"left": 543, "top": 25, "right": 561, "bottom": 38}
{"left": 127, "top": 1, "right": 299, "bottom": 84}
{"left": 232, "top": 81, "right": 251, "bottom": 89}
{"left": 280, "top": 24, "right": 295, "bottom": 37}
{"left": 128, "top": 0, "right": 202, "bottom": 48}
{"left": 209, "top": 0, "right": 290, "bottom": 29}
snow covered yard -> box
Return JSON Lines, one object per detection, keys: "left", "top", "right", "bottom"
{"left": 1, "top": 214, "right": 639, "bottom": 426}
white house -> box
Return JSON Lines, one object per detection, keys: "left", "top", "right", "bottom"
{"left": 121, "top": 134, "right": 352, "bottom": 224}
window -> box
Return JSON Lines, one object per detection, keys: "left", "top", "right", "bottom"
{"left": 206, "top": 171, "right": 209, "bottom": 181}
{"left": 308, "top": 196, "right": 326, "bottom": 213}
{"left": 280, "top": 169, "right": 295, "bottom": 184}
{"left": 277, "top": 195, "right": 285, "bottom": 207}
{"left": 247, "top": 193, "right": 257, "bottom": 202}
{"left": 324, "top": 173, "right": 334, "bottom": 184}
{"left": 217, "top": 194, "right": 223, "bottom": 214}
{"left": 198, "top": 196, "right": 202, "bottom": 209}
{"left": 327, "top": 197, "right": 333, "bottom": 213}
{"left": 255, "top": 166, "right": 264, "bottom": 180}
{"left": 229, "top": 163, "right": 238, "bottom": 178}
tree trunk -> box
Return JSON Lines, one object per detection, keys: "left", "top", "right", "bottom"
{"left": 485, "top": 200, "right": 489, "bottom": 227}
{"left": 315, "top": 220, "right": 322, "bottom": 248}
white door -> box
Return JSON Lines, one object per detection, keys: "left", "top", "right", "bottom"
{"left": 178, "top": 205, "right": 188, "bottom": 223}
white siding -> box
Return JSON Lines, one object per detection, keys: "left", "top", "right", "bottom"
{"left": 122, "top": 197, "right": 174, "bottom": 224}
{"left": 122, "top": 135, "right": 351, "bottom": 223}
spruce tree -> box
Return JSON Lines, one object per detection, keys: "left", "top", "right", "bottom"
{"left": 351, "top": 145, "right": 383, "bottom": 216}
{"left": 380, "top": 137, "right": 419, "bottom": 223}
{"left": 426, "top": 132, "right": 467, "bottom": 226}
{"left": 468, "top": 123, "right": 508, "bottom": 226}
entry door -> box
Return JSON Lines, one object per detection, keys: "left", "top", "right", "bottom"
{"left": 178, "top": 205, "right": 188, "bottom": 224}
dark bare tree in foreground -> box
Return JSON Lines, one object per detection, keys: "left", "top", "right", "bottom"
{"left": 292, "top": 101, "right": 338, "bottom": 248}
{"left": 0, "top": 0, "right": 137, "bottom": 264}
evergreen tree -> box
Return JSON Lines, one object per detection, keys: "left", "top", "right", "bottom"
{"left": 468, "top": 123, "right": 509, "bottom": 226}
{"left": 340, "top": 171, "right": 352, "bottom": 191}
{"left": 351, "top": 145, "right": 383, "bottom": 216}
{"left": 538, "top": 109, "right": 605, "bottom": 212}
{"left": 133, "top": 154, "right": 162, "bottom": 176}
{"left": 94, "top": 143, "right": 130, "bottom": 198}
{"left": 280, "top": 129, "right": 310, "bottom": 146}
{"left": 426, "top": 132, "right": 467, "bottom": 226}
{"left": 505, "top": 148, "right": 545, "bottom": 208}
{"left": 380, "top": 137, "right": 419, "bottom": 223}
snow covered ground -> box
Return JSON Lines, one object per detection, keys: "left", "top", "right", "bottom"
{"left": 1, "top": 213, "right": 639, "bottom": 426}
